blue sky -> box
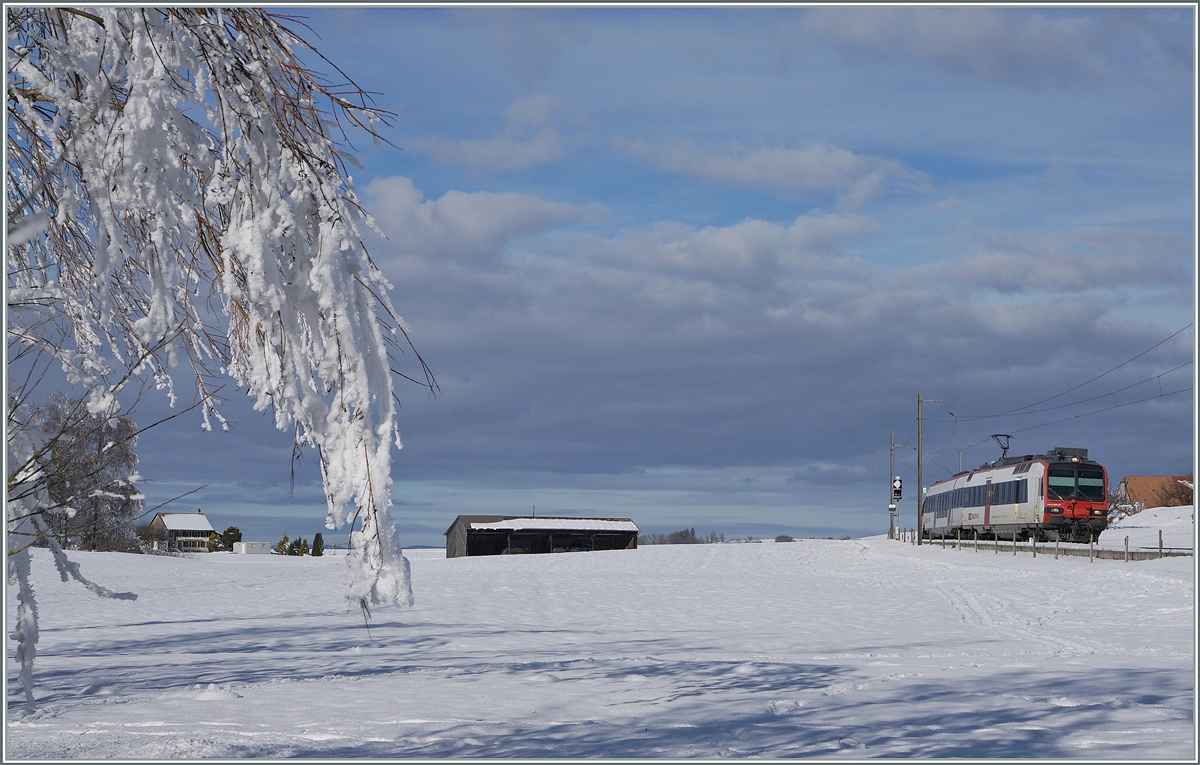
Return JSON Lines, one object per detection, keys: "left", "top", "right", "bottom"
{"left": 132, "top": 6, "right": 1194, "bottom": 547}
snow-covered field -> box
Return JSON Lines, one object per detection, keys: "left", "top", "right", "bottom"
{"left": 6, "top": 507, "right": 1195, "bottom": 759}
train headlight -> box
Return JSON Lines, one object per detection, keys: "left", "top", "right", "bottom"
{"left": 1049, "top": 507, "right": 1063, "bottom": 514}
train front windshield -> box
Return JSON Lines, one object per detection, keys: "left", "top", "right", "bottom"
{"left": 1047, "top": 465, "right": 1106, "bottom": 501}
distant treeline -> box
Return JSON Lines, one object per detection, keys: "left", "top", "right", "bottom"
{"left": 639, "top": 528, "right": 724, "bottom": 545}
{"left": 638, "top": 529, "right": 851, "bottom": 545}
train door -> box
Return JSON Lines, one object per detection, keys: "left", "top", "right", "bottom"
{"left": 983, "top": 479, "right": 992, "bottom": 530}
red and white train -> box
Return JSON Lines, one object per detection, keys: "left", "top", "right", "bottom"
{"left": 921, "top": 447, "right": 1108, "bottom": 543}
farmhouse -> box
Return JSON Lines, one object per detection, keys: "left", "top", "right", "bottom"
{"left": 1117, "top": 476, "right": 1193, "bottom": 508}
{"left": 444, "top": 515, "right": 639, "bottom": 558}
{"left": 147, "top": 510, "right": 214, "bottom": 552}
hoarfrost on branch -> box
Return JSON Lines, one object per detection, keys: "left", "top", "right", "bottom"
{"left": 7, "top": 7, "right": 433, "bottom": 705}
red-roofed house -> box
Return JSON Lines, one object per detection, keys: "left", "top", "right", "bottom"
{"left": 1116, "top": 476, "right": 1193, "bottom": 508}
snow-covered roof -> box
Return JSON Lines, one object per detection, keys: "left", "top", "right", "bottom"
{"left": 156, "top": 513, "right": 215, "bottom": 532}
{"left": 469, "top": 518, "right": 639, "bottom": 533}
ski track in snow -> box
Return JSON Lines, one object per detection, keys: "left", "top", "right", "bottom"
{"left": 5, "top": 508, "right": 1195, "bottom": 759}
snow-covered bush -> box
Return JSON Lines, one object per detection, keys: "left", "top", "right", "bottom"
{"left": 7, "top": 8, "right": 432, "bottom": 708}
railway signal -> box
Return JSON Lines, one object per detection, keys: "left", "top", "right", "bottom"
{"left": 888, "top": 433, "right": 914, "bottom": 540}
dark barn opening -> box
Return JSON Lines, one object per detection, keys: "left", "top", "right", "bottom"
{"left": 445, "top": 516, "right": 639, "bottom": 558}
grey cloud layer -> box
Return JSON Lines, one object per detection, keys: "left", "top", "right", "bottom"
{"left": 912, "top": 228, "right": 1191, "bottom": 296}
{"left": 363, "top": 176, "right": 1192, "bottom": 487}
{"left": 805, "top": 7, "right": 1192, "bottom": 88}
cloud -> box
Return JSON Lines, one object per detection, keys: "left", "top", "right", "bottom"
{"left": 407, "top": 130, "right": 566, "bottom": 171}
{"left": 624, "top": 140, "right": 928, "bottom": 209}
{"left": 502, "top": 93, "right": 586, "bottom": 128}
{"left": 363, "top": 176, "right": 584, "bottom": 265}
{"left": 451, "top": 9, "right": 591, "bottom": 83}
{"left": 406, "top": 94, "right": 585, "bottom": 171}
{"left": 568, "top": 212, "right": 879, "bottom": 296}
{"left": 921, "top": 227, "right": 1191, "bottom": 295}
{"left": 361, "top": 173, "right": 1190, "bottom": 495}
{"left": 804, "top": 7, "right": 1191, "bottom": 88}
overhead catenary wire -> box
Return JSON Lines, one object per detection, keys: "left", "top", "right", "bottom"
{"left": 944, "top": 322, "right": 1193, "bottom": 422}
{"left": 925, "top": 382, "right": 1193, "bottom": 472}
{"left": 920, "top": 333, "right": 1194, "bottom": 466}
{"left": 901, "top": 323, "right": 1192, "bottom": 484}
{"left": 952, "top": 385, "right": 1192, "bottom": 454}
{"left": 928, "top": 360, "right": 1193, "bottom": 425}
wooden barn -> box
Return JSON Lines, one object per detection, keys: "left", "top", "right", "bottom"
{"left": 444, "top": 516, "right": 639, "bottom": 558}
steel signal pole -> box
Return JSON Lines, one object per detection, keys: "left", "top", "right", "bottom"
{"left": 917, "top": 393, "right": 923, "bottom": 545}
{"left": 916, "top": 392, "right": 941, "bottom": 546}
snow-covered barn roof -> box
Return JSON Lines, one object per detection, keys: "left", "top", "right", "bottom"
{"left": 468, "top": 517, "right": 639, "bottom": 533}
{"left": 155, "top": 512, "right": 215, "bottom": 532}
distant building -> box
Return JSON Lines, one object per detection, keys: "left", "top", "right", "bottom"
{"left": 444, "top": 515, "right": 639, "bottom": 559}
{"left": 147, "top": 510, "right": 214, "bottom": 552}
{"left": 233, "top": 542, "right": 271, "bottom": 554}
{"left": 1117, "top": 476, "right": 1193, "bottom": 508}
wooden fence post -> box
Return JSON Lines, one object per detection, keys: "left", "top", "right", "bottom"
{"left": 1013, "top": 531, "right": 1017, "bottom": 556}
{"left": 1089, "top": 536, "right": 1094, "bottom": 563}
{"left": 1055, "top": 537, "right": 1059, "bottom": 560}
{"left": 1159, "top": 529, "right": 1163, "bottom": 559}
{"left": 1125, "top": 535, "right": 1129, "bottom": 563}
